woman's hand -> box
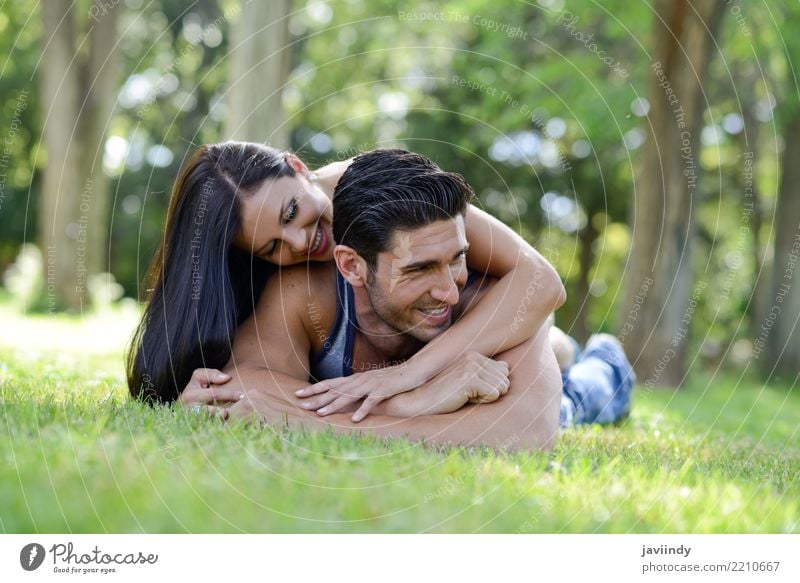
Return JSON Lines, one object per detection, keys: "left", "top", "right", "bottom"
{"left": 294, "top": 352, "right": 510, "bottom": 421}
{"left": 294, "top": 363, "right": 425, "bottom": 422}
{"left": 178, "top": 368, "right": 244, "bottom": 419}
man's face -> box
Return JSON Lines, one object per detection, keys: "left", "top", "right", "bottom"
{"left": 364, "top": 216, "right": 469, "bottom": 343}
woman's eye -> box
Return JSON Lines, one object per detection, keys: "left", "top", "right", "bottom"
{"left": 282, "top": 197, "right": 298, "bottom": 224}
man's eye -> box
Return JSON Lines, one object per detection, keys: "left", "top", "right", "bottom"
{"left": 282, "top": 197, "right": 298, "bottom": 224}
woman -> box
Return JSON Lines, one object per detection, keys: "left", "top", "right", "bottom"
{"left": 127, "top": 141, "right": 564, "bottom": 420}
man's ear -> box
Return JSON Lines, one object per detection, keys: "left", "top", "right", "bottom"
{"left": 333, "top": 245, "right": 369, "bottom": 288}
{"left": 284, "top": 152, "right": 311, "bottom": 177}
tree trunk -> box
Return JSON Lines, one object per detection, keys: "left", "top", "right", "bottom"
{"left": 224, "top": 0, "right": 292, "bottom": 147}
{"left": 38, "top": 1, "right": 121, "bottom": 311}
{"left": 764, "top": 113, "right": 800, "bottom": 377}
{"left": 574, "top": 220, "right": 599, "bottom": 344}
{"left": 739, "top": 108, "right": 766, "bottom": 336}
{"left": 622, "top": 0, "right": 725, "bottom": 386}
{"left": 39, "top": 0, "right": 82, "bottom": 311}
{"left": 82, "top": 7, "right": 122, "bottom": 277}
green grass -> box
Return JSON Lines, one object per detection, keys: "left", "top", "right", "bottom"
{"left": 1, "top": 304, "right": 798, "bottom": 533}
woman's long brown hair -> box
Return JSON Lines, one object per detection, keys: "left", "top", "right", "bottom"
{"left": 127, "top": 141, "right": 294, "bottom": 403}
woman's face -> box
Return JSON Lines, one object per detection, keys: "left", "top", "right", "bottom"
{"left": 236, "top": 157, "right": 334, "bottom": 266}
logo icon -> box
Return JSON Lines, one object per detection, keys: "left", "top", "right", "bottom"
{"left": 20, "top": 543, "right": 46, "bottom": 571}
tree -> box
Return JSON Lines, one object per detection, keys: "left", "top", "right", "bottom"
{"left": 756, "top": 2, "right": 800, "bottom": 378}
{"left": 224, "top": 0, "right": 292, "bottom": 146}
{"left": 38, "top": 0, "right": 121, "bottom": 310}
{"left": 765, "top": 113, "right": 800, "bottom": 376}
{"left": 623, "top": 0, "right": 725, "bottom": 386}
{"left": 0, "top": 0, "right": 40, "bottom": 273}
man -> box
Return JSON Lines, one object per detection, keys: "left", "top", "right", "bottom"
{"left": 217, "top": 150, "right": 633, "bottom": 451}
{"left": 214, "top": 149, "right": 562, "bottom": 452}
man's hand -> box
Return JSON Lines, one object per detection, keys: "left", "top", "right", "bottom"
{"left": 417, "top": 352, "right": 510, "bottom": 415}
{"left": 178, "top": 368, "right": 244, "bottom": 419}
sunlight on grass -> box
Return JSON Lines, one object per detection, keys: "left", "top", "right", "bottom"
{"left": 0, "top": 301, "right": 139, "bottom": 355}
{"left": 1, "top": 302, "right": 798, "bottom": 533}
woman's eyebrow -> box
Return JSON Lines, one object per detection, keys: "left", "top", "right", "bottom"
{"left": 277, "top": 199, "right": 286, "bottom": 224}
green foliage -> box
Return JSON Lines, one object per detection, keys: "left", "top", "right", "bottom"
{"left": 0, "top": 1, "right": 41, "bottom": 272}
{"left": 1, "top": 0, "right": 799, "bottom": 373}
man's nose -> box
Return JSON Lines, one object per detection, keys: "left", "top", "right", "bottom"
{"left": 430, "top": 267, "right": 461, "bottom": 305}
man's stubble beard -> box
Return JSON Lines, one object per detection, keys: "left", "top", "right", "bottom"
{"left": 364, "top": 276, "right": 450, "bottom": 344}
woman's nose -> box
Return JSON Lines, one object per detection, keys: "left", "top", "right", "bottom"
{"left": 284, "top": 228, "right": 307, "bottom": 254}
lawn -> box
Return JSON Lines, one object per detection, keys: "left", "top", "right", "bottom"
{"left": 1, "top": 302, "right": 798, "bottom": 533}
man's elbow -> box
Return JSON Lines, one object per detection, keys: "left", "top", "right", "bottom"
{"left": 505, "top": 407, "right": 559, "bottom": 453}
{"left": 523, "top": 414, "right": 559, "bottom": 452}
{"left": 501, "top": 341, "right": 563, "bottom": 453}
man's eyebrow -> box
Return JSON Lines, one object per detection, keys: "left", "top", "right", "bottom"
{"left": 402, "top": 244, "right": 469, "bottom": 271}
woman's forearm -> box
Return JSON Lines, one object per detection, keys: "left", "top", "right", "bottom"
{"left": 231, "top": 330, "right": 560, "bottom": 453}
{"left": 405, "top": 254, "right": 565, "bottom": 385}
{"left": 399, "top": 204, "right": 566, "bottom": 385}
{"left": 225, "top": 360, "right": 445, "bottom": 420}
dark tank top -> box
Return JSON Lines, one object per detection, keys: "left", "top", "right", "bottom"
{"left": 309, "top": 269, "right": 481, "bottom": 381}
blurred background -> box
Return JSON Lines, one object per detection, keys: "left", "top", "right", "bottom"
{"left": 1, "top": 0, "right": 798, "bottom": 388}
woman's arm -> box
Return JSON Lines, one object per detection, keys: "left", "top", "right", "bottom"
{"left": 229, "top": 328, "right": 561, "bottom": 453}
{"left": 407, "top": 204, "right": 566, "bottom": 378}
{"left": 313, "top": 158, "right": 353, "bottom": 198}
{"left": 297, "top": 204, "right": 566, "bottom": 421}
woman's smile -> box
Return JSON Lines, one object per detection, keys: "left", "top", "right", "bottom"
{"left": 308, "top": 222, "right": 331, "bottom": 258}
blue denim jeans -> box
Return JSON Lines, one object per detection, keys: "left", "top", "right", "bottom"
{"left": 559, "top": 334, "right": 635, "bottom": 427}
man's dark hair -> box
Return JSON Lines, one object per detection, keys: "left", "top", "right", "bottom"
{"left": 333, "top": 149, "right": 474, "bottom": 268}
